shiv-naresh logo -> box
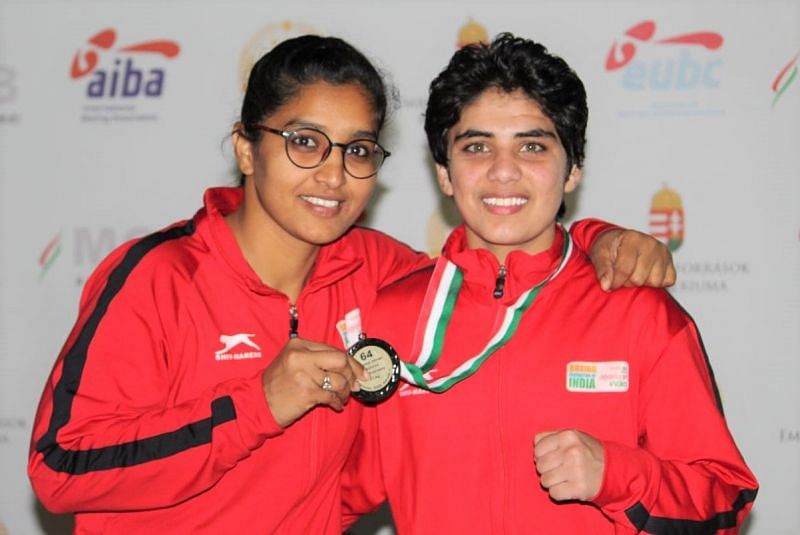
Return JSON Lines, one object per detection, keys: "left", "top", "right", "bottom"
{"left": 649, "top": 186, "right": 684, "bottom": 252}
{"left": 215, "top": 333, "right": 262, "bottom": 361}
{"left": 70, "top": 28, "right": 180, "bottom": 98}
{"left": 606, "top": 20, "right": 723, "bottom": 91}
{"left": 771, "top": 51, "right": 799, "bottom": 108}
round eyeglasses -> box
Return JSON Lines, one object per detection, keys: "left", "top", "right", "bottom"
{"left": 251, "top": 125, "right": 391, "bottom": 179}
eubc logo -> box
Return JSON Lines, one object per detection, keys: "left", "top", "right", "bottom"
{"left": 606, "top": 20, "right": 723, "bottom": 92}
{"left": 71, "top": 28, "right": 179, "bottom": 99}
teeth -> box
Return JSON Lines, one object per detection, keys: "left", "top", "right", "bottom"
{"left": 301, "top": 195, "right": 340, "bottom": 208}
{"left": 483, "top": 197, "right": 527, "bottom": 207}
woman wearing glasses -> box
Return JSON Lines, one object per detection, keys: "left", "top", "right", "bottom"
{"left": 28, "top": 35, "right": 674, "bottom": 533}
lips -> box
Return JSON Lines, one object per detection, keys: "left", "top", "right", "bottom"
{"left": 482, "top": 196, "right": 528, "bottom": 207}
{"left": 300, "top": 195, "right": 342, "bottom": 209}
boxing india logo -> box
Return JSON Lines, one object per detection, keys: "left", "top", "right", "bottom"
{"left": 649, "top": 187, "right": 684, "bottom": 253}
{"left": 771, "top": 52, "right": 799, "bottom": 108}
{"left": 70, "top": 28, "right": 180, "bottom": 97}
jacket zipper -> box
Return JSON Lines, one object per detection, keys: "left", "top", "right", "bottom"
{"left": 289, "top": 300, "right": 319, "bottom": 493}
{"left": 493, "top": 265, "right": 507, "bottom": 299}
{"left": 288, "top": 304, "right": 299, "bottom": 338}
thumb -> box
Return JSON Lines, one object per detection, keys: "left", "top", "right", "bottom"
{"left": 595, "top": 255, "right": 614, "bottom": 292}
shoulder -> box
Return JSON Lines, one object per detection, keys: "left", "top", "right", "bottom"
{"left": 366, "top": 263, "right": 435, "bottom": 347}
{"left": 344, "top": 226, "right": 422, "bottom": 257}
{"left": 343, "top": 226, "right": 431, "bottom": 287}
{"left": 373, "top": 263, "right": 435, "bottom": 314}
{"left": 81, "top": 220, "right": 200, "bottom": 304}
{"left": 122, "top": 220, "right": 200, "bottom": 280}
{"left": 567, "top": 257, "right": 691, "bottom": 335}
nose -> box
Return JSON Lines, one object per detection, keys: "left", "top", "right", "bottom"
{"left": 313, "top": 147, "right": 347, "bottom": 189}
{"left": 487, "top": 150, "right": 522, "bottom": 184}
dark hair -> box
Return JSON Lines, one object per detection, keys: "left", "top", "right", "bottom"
{"left": 238, "top": 35, "right": 389, "bottom": 179}
{"left": 425, "top": 32, "right": 588, "bottom": 181}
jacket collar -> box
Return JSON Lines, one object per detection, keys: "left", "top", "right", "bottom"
{"left": 196, "top": 187, "right": 364, "bottom": 296}
{"left": 441, "top": 224, "right": 572, "bottom": 305}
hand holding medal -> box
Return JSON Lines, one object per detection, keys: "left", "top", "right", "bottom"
{"left": 348, "top": 334, "right": 401, "bottom": 404}
{"left": 261, "top": 337, "right": 369, "bottom": 426}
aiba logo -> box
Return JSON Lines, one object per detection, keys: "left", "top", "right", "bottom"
{"left": 649, "top": 186, "right": 684, "bottom": 252}
{"left": 71, "top": 28, "right": 179, "bottom": 98}
{"left": 771, "top": 51, "right": 798, "bottom": 108}
{"left": 71, "top": 28, "right": 180, "bottom": 122}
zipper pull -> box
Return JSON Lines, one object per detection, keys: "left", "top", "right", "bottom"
{"left": 289, "top": 304, "right": 299, "bottom": 339}
{"left": 493, "top": 265, "right": 507, "bottom": 299}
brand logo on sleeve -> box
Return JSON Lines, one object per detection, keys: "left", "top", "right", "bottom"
{"left": 215, "top": 333, "right": 262, "bottom": 361}
{"left": 566, "top": 361, "right": 629, "bottom": 393}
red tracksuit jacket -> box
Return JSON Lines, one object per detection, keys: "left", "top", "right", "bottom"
{"left": 342, "top": 225, "right": 757, "bottom": 534}
{"left": 28, "top": 187, "right": 431, "bottom": 534}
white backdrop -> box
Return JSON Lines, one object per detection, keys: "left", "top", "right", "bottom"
{"left": 1, "top": 1, "right": 798, "bottom": 533}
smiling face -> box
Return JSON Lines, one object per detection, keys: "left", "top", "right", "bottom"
{"left": 437, "top": 88, "right": 581, "bottom": 262}
{"left": 233, "top": 81, "right": 378, "bottom": 248}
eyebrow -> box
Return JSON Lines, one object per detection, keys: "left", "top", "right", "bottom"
{"left": 452, "top": 128, "right": 557, "bottom": 142}
{"left": 283, "top": 119, "right": 377, "bottom": 140}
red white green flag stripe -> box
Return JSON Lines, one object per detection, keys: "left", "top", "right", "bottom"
{"left": 400, "top": 228, "right": 573, "bottom": 393}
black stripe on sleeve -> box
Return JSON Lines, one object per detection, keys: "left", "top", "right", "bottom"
{"left": 35, "top": 221, "right": 240, "bottom": 474}
{"left": 625, "top": 488, "right": 758, "bottom": 534}
{"left": 668, "top": 295, "right": 725, "bottom": 415}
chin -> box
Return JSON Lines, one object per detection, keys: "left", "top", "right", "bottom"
{"left": 303, "top": 228, "right": 351, "bottom": 246}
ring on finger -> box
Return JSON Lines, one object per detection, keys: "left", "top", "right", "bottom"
{"left": 321, "top": 374, "right": 333, "bottom": 391}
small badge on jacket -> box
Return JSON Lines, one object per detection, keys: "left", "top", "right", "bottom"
{"left": 566, "top": 361, "right": 629, "bottom": 393}
{"left": 336, "top": 308, "right": 362, "bottom": 348}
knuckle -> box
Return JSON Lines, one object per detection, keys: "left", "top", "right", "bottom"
{"left": 566, "top": 446, "right": 582, "bottom": 462}
{"left": 292, "top": 369, "right": 307, "bottom": 384}
{"left": 628, "top": 271, "right": 647, "bottom": 285}
{"left": 563, "top": 429, "right": 579, "bottom": 442}
{"left": 284, "top": 350, "right": 302, "bottom": 366}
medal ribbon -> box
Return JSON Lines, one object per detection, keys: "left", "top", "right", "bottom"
{"left": 400, "top": 227, "right": 573, "bottom": 393}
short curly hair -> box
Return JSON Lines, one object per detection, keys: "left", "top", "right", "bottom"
{"left": 424, "top": 32, "right": 587, "bottom": 175}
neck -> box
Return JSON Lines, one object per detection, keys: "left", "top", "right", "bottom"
{"left": 225, "top": 191, "right": 319, "bottom": 303}
{"left": 466, "top": 224, "right": 558, "bottom": 264}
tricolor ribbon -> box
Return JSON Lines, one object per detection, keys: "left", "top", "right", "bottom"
{"left": 399, "top": 227, "right": 573, "bottom": 393}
